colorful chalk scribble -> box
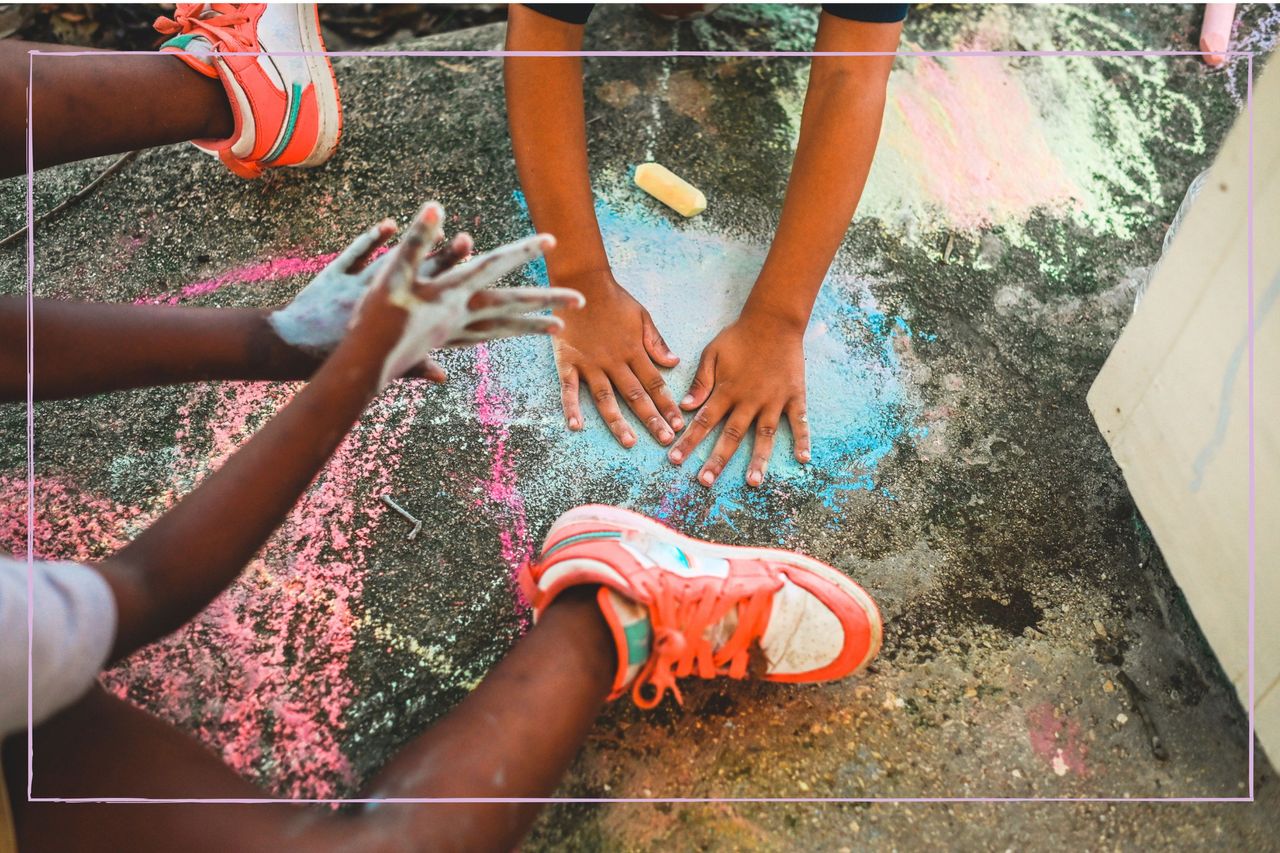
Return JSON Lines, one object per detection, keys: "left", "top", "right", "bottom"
{"left": 849, "top": 5, "right": 1212, "bottom": 244}
{"left": 487, "top": 191, "right": 930, "bottom": 533}
{"left": 4, "top": 2, "right": 1269, "bottom": 803}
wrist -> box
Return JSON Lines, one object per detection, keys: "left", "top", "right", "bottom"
{"left": 549, "top": 264, "right": 619, "bottom": 296}
{"left": 323, "top": 321, "right": 400, "bottom": 390}
{"left": 737, "top": 300, "right": 809, "bottom": 337}
{"left": 253, "top": 311, "right": 324, "bottom": 380}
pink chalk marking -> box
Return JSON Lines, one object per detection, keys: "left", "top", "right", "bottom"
{"left": 1027, "top": 701, "right": 1090, "bottom": 778}
{"left": 891, "top": 52, "right": 1080, "bottom": 230}
{"left": 135, "top": 252, "right": 343, "bottom": 306}
{"left": 471, "top": 345, "right": 532, "bottom": 613}
{"left": 134, "top": 244, "right": 397, "bottom": 306}
{"left": 0, "top": 475, "right": 143, "bottom": 562}
{"left": 100, "top": 378, "right": 427, "bottom": 798}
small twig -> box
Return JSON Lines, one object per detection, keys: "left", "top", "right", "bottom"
{"left": 0, "top": 150, "right": 140, "bottom": 250}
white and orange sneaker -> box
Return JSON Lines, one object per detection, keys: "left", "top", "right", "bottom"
{"left": 155, "top": 3, "right": 342, "bottom": 179}
{"left": 521, "top": 505, "right": 883, "bottom": 708}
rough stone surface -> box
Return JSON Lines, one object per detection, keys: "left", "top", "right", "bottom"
{"left": 2, "top": 3, "right": 1278, "bottom": 849}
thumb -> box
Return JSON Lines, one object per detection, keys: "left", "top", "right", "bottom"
{"left": 681, "top": 348, "right": 715, "bottom": 410}
{"left": 642, "top": 311, "right": 679, "bottom": 368}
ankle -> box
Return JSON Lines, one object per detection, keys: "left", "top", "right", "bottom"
{"left": 538, "top": 585, "right": 616, "bottom": 688}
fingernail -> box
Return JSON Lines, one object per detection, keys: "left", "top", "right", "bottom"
{"left": 700, "top": 470, "right": 715, "bottom": 486}
{"left": 568, "top": 417, "right": 580, "bottom": 430}
{"left": 622, "top": 432, "right": 636, "bottom": 447}
{"left": 681, "top": 395, "right": 695, "bottom": 407}
{"left": 670, "top": 415, "right": 684, "bottom": 430}
{"left": 799, "top": 451, "right": 811, "bottom": 463}
{"left": 669, "top": 448, "right": 683, "bottom": 464}
{"left": 747, "top": 470, "right": 762, "bottom": 486}
{"left": 660, "top": 429, "right": 673, "bottom": 443}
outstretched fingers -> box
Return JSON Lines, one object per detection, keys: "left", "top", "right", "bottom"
{"left": 465, "top": 286, "right": 584, "bottom": 319}
{"left": 696, "top": 409, "right": 754, "bottom": 487}
{"left": 609, "top": 364, "right": 674, "bottom": 445}
{"left": 427, "top": 233, "right": 557, "bottom": 295}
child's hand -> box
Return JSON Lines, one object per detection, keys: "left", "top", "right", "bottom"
{"left": 350, "top": 202, "right": 582, "bottom": 389}
{"left": 667, "top": 312, "right": 811, "bottom": 487}
{"left": 551, "top": 269, "right": 683, "bottom": 447}
{"left": 267, "top": 219, "right": 400, "bottom": 358}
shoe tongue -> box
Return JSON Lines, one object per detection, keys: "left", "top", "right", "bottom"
{"left": 706, "top": 604, "right": 738, "bottom": 649}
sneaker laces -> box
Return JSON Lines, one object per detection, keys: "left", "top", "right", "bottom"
{"left": 631, "top": 570, "right": 780, "bottom": 709}
{"left": 155, "top": 4, "right": 252, "bottom": 50}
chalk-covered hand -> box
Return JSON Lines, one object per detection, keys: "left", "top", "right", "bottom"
{"left": 349, "top": 202, "right": 581, "bottom": 389}
{"left": 668, "top": 312, "right": 811, "bottom": 487}
{"left": 266, "top": 218, "right": 401, "bottom": 358}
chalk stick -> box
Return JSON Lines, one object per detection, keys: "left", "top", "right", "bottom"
{"left": 634, "top": 162, "right": 707, "bottom": 218}
{"left": 1200, "top": 3, "right": 1236, "bottom": 68}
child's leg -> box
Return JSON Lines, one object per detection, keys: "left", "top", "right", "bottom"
{"left": 0, "top": 42, "right": 233, "bottom": 179}
{"left": 6, "top": 587, "right": 612, "bottom": 852}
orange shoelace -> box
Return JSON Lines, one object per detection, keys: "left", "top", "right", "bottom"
{"left": 154, "top": 4, "right": 252, "bottom": 51}
{"left": 631, "top": 570, "right": 780, "bottom": 709}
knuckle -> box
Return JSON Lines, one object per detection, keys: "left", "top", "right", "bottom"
{"left": 592, "top": 387, "right": 616, "bottom": 404}
{"left": 622, "top": 385, "right": 646, "bottom": 403}
{"left": 722, "top": 424, "right": 746, "bottom": 442}
{"left": 693, "top": 409, "right": 716, "bottom": 428}
{"left": 707, "top": 454, "right": 727, "bottom": 470}
{"left": 643, "top": 375, "right": 666, "bottom": 392}
{"left": 758, "top": 425, "right": 777, "bottom": 438}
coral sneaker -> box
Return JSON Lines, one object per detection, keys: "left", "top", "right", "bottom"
{"left": 155, "top": 3, "right": 342, "bottom": 178}
{"left": 521, "top": 505, "right": 882, "bottom": 708}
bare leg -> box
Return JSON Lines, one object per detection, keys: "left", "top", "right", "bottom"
{"left": 0, "top": 41, "right": 234, "bottom": 179}
{"left": 4, "top": 587, "right": 613, "bottom": 853}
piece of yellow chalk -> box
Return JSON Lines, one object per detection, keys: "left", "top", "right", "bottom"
{"left": 634, "top": 162, "right": 707, "bottom": 218}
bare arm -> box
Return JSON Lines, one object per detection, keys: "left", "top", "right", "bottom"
{"left": 503, "top": 5, "right": 607, "bottom": 282}
{"left": 740, "top": 13, "right": 902, "bottom": 328}
{"left": 504, "top": 5, "right": 684, "bottom": 447}
{"left": 0, "top": 298, "right": 319, "bottom": 402}
{"left": 671, "top": 13, "right": 903, "bottom": 487}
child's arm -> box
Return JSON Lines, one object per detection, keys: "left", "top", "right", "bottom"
{"left": 0, "top": 221, "right": 568, "bottom": 401}
{"left": 0, "top": 223, "right": 399, "bottom": 401}
{"left": 504, "top": 5, "right": 684, "bottom": 448}
{"left": 90, "top": 205, "right": 571, "bottom": 661}
{"left": 0, "top": 299, "right": 321, "bottom": 402}
{"left": 669, "top": 12, "right": 903, "bottom": 487}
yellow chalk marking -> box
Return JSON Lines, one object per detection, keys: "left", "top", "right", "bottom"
{"left": 634, "top": 162, "right": 707, "bottom": 218}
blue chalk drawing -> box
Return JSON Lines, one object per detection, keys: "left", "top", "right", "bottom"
{"left": 480, "top": 191, "right": 931, "bottom": 529}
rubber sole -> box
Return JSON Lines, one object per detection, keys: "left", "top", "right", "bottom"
{"left": 295, "top": 3, "right": 342, "bottom": 167}
{"left": 546, "top": 504, "right": 884, "bottom": 674}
